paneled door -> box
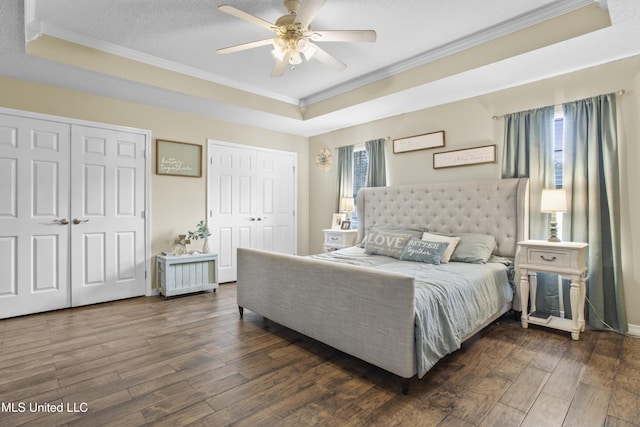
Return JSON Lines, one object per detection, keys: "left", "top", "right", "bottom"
{"left": 208, "top": 141, "right": 296, "bottom": 283}
{"left": 70, "top": 125, "right": 146, "bottom": 306}
{"left": 0, "top": 112, "right": 148, "bottom": 319}
{"left": 0, "top": 114, "right": 71, "bottom": 318}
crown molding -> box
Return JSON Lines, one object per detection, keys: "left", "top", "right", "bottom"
{"left": 24, "top": 18, "right": 301, "bottom": 106}
{"left": 300, "top": 0, "right": 597, "bottom": 107}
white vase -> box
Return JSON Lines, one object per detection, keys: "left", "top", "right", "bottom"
{"left": 202, "top": 239, "right": 210, "bottom": 254}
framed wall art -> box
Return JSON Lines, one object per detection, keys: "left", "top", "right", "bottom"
{"left": 393, "top": 130, "right": 445, "bottom": 154}
{"left": 433, "top": 144, "right": 497, "bottom": 169}
{"left": 156, "top": 139, "right": 202, "bottom": 177}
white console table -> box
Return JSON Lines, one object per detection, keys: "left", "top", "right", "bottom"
{"left": 156, "top": 253, "right": 219, "bottom": 298}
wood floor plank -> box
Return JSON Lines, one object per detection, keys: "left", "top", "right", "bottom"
{"left": 478, "top": 401, "right": 526, "bottom": 427}
{"left": 0, "top": 283, "right": 637, "bottom": 427}
{"left": 563, "top": 382, "right": 611, "bottom": 427}
{"left": 499, "top": 366, "right": 550, "bottom": 412}
{"left": 520, "top": 391, "right": 571, "bottom": 427}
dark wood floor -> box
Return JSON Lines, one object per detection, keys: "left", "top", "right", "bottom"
{"left": 0, "top": 283, "right": 638, "bottom": 427}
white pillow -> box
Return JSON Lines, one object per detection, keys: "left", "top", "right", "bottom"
{"left": 421, "top": 232, "right": 460, "bottom": 263}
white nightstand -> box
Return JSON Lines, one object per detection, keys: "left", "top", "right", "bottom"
{"left": 518, "top": 240, "right": 588, "bottom": 340}
{"left": 322, "top": 229, "right": 358, "bottom": 252}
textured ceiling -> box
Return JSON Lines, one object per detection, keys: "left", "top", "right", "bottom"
{"left": 1, "top": 0, "right": 639, "bottom": 136}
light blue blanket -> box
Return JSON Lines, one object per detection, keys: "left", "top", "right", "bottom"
{"left": 310, "top": 247, "right": 513, "bottom": 377}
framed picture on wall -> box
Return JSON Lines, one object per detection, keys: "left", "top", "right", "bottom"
{"left": 433, "top": 144, "right": 497, "bottom": 169}
{"left": 156, "top": 139, "right": 202, "bottom": 177}
{"left": 393, "top": 130, "right": 445, "bottom": 154}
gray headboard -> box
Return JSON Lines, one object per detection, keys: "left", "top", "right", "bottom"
{"left": 356, "top": 178, "right": 529, "bottom": 258}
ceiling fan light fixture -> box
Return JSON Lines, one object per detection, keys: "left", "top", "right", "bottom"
{"left": 218, "top": 0, "right": 377, "bottom": 76}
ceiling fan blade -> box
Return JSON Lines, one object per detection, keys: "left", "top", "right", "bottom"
{"left": 311, "top": 30, "right": 377, "bottom": 43}
{"left": 294, "top": 0, "right": 326, "bottom": 28}
{"left": 310, "top": 44, "right": 346, "bottom": 72}
{"left": 271, "top": 53, "right": 291, "bottom": 77}
{"left": 216, "top": 39, "right": 274, "bottom": 55}
{"left": 218, "top": 5, "right": 275, "bottom": 32}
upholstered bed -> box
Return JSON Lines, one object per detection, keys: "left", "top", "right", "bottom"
{"left": 237, "top": 178, "right": 529, "bottom": 393}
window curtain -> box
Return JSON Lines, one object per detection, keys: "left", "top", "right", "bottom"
{"left": 335, "top": 145, "right": 353, "bottom": 213}
{"left": 562, "top": 93, "right": 627, "bottom": 332}
{"left": 501, "top": 106, "right": 557, "bottom": 312}
{"left": 365, "top": 138, "right": 387, "bottom": 187}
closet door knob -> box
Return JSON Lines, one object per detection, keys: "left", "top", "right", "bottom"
{"left": 53, "top": 218, "right": 69, "bottom": 225}
{"left": 73, "top": 218, "right": 89, "bottom": 224}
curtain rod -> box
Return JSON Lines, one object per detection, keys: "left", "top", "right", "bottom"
{"left": 333, "top": 136, "right": 390, "bottom": 150}
{"left": 492, "top": 89, "right": 626, "bottom": 120}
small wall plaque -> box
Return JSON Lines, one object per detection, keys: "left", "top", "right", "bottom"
{"left": 156, "top": 139, "right": 202, "bottom": 177}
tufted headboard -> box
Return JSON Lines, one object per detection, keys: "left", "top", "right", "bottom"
{"left": 356, "top": 178, "right": 529, "bottom": 258}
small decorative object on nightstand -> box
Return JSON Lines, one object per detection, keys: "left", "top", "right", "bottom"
{"left": 323, "top": 228, "right": 358, "bottom": 252}
{"left": 518, "top": 240, "right": 588, "bottom": 340}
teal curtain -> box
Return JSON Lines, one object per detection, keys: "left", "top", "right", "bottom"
{"left": 336, "top": 145, "right": 353, "bottom": 213}
{"left": 365, "top": 138, "right": 387, "bottom": 187}
{"left": 562, "top": 93, "right": 627, "bottom": 332}
{"left": 501, "top": 106, "right": 558, "bottom": 312}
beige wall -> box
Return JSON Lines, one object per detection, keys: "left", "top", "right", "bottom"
{"left": 0, "top": 76, "right": 310, "bottom": 279}
{"left": 2, "top": 54, "right": 638, "bottom": 327}
{"left": 309, "top": 56, "right": 640, "bottom": 326}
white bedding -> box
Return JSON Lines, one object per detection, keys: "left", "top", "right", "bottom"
{"left": 310, "top": 247, "right": 513, "bottom": 377}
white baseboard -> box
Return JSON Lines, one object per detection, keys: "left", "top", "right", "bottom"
{"left": 627, "top": 323, "right": 640, "bottom": 336}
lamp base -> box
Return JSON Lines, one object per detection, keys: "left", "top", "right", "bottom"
{"left": 548, "top": 216, "right": 561, "bottom": 242}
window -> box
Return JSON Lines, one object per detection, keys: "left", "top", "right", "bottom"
{"left": 553, "top": 109, "right": 565, "bottom": 240}
{"left": 351, "top": 148, "right": 368, "bottom": 224}
{"left": 554, "top": 112, "right": 564, "bottom": 189}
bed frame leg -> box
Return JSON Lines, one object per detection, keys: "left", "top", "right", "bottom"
{"left": 238, "top": 306, "right": 244, "bottom": 318}
{"left": 401, "top": 378, "right": 410, "bottom": 395}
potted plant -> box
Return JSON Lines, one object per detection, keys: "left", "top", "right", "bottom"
{"left": 188, "top": 220, "right": 212, "bottom": 253}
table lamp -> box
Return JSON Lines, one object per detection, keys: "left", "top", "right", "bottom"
{"left": 540, "top": 189, "right": 567, "bottom": 242}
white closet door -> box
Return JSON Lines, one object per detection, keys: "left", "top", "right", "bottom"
{"left": 255, "top": 150, "right": 296, "bottom": 254}
{"left": 209, "top": 143, "right": 257, "bottom": 283}
{"left": 70, "top": 125, "right": 147, "bottom": 306}
{"left": 0, "top": 114, "right": 71, "bottom": 318}
{"left": 208, "top": 141, "right": 296, "bottom": 283}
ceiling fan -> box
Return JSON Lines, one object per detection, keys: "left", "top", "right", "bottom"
{"left": 216, "top": 0, "right": 376, "bottom": 77}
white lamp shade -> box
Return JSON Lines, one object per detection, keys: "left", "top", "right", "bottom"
{"left": 340, "top": 197, "right": 354, "bottom": 212}
{"left": 540, "top": 189, "right": 567, "bottom": 213}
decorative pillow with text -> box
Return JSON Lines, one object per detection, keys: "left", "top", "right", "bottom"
{"left": 400, "top": 238, "right": 449, "bottom": 264}
{"left": 364, "top": 227, "right": 422, "bottom": 259}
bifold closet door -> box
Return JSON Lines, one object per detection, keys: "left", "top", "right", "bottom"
{"left": 0, "top": 114, "right": 72, "bottom": 318}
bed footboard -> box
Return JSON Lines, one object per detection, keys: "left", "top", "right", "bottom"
{"left": 237, "top": 247, "right": 417, "bottom": 379}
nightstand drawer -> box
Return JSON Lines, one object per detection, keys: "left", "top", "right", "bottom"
{"left": 325, "top": 232, "right": 348, "bottom": 245}
{"left": 528, "top": 248, "right": 571, "bottom": 268}
{"left": 322, "top": 229, "right": 358, "bottom": 252}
